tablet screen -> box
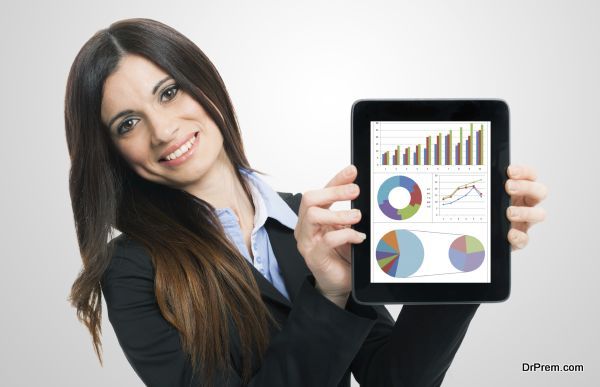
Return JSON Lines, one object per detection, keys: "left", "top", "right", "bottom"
{"left": 371, "top": 121, "right": 492, "bottom": 284}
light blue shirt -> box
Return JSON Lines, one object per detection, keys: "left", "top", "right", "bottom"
{"left": 214, "top": 167, "right": 298, "bottom": 301}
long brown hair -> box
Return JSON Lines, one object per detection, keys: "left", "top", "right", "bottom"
{"left": 65, "top": 18, "right": 279, "bottom": 385}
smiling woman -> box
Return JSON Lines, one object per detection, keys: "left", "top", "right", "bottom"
{"left": 65, "top": 18, "right": 274, "bottom": 386}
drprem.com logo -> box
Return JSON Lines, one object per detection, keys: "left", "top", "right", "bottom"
{"left": 522, "top": 362, "right": 584, "bottom": 372}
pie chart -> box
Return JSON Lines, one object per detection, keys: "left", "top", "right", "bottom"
{"left": 377, "top": 175, "right": 422, "bottom": 220}
{"left": 448, "top": 235, "right": 485, "bottom": 272}
{"left": 376, "top": 230, "right": 424, "bottom": 278}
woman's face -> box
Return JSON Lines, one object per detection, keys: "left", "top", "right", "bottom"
{"left": 100, "top": 54, "right": 227, "bottom": 190}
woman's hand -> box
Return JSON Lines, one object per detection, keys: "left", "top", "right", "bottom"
{"left": 505, "top": 164, "right": 548, "bottom": 250}
{"left": 294, "top": 164, "right": 366, "bottom": 308}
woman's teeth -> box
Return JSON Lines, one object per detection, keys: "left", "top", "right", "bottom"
{"left": 165, "top": 134, "right": 196, "bottom": 161}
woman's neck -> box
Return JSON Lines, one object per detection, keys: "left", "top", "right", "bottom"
{"left": 184, "top": 151, "right": 255, "bottom": 227}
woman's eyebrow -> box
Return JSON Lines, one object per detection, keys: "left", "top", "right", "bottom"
{"left": 106, "top": 76, "right": 172, "bottom": 129}
{"left": 152, "top": 76, "right": 171, "bottom": 95}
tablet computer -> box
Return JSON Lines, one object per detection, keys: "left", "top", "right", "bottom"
{"left": 351, "top": 99, "right": 510, "bottom": 304}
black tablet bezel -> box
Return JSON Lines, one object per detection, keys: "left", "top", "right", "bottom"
{"left": 351, "top": 99, "right": 510, "bottom": 305}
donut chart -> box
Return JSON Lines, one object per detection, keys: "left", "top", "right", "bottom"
{"left": 376, "top": 230, "right": 424, "bottom": 278}
{"left": 377, "top": 175, "right": 422, "bottom": 220}
{"left": 448, "top": 235, "right": 485, "bottom": 272}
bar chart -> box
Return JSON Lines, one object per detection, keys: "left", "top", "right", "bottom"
{"left": 373, "top": 121, "right": 488, "bottom": 167}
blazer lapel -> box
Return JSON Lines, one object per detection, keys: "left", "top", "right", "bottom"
{"left": 265, "top": 216, "right": 312, "bottom": 303}
{"left": 245, "top": 191, "right": 311, "bottom": 311}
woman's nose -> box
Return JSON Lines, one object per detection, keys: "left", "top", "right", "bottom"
{"left": 147, "top": 112, "right": 178, "bottom": 145}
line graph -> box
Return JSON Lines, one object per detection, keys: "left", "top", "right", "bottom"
{"left": 441, "top": 179, "right": 483, "bottom": 205}
{"left": 434, "top": 175, "right": 487, "bottom": 221}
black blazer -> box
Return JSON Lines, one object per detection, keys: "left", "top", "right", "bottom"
{"left": 101, "top": 192, "right": 480, "bottom": 387}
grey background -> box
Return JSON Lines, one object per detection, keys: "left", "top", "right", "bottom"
{"left": 1, "top": 0, "right": 597, "bottom": 385}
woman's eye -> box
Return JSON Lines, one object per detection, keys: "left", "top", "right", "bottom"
{"left": 117, "top": 118, "right": 139, "bottom": 135}
{"left": 161, "top": 84, "right": 179, "bottom": 102}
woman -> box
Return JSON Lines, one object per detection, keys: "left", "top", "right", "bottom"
{"left": 65, "top": 18, "right": 547, "bottom": 387}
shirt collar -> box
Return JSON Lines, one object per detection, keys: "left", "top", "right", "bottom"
{"left": 239, "top": 167, "right": 298, "bottom": 230}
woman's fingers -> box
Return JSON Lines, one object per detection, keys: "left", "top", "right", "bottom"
{"left": 505, "top": 179, "right": 548, "bottom": 206}
{"left": 508, "top": 228, "right": 529, "bottom": 251}
{"left": 295, "top": 206, "right": 366, "bottom": 266}
{"left": 300, "top": 226, "right": 365, "bottom": 272}
{"left": 506, "top": 205, "right": 547, "bottom": 225}
{"left": 322, "top": 227, "right": 366, "bottom": 254}
{"left": 505, "top": 164, "right": 548, "bottom": 207}
{"left": 507, "top": 164, "right": 537, "bottom": 181}
{"left": 301, "top": 206, "right": 362, "bottom": 235}
{"left": 324, "top": 164, "right": 358, "bottom": 188}
{"left": 301, "top": 184, "right": 360, "bottom": 215}
{"left": 504, "top": 164, "right": 548, "bottom": 251}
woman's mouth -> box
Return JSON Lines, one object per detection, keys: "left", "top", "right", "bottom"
{"left": 159, "top": 131, "right": 200, "bottom": 167}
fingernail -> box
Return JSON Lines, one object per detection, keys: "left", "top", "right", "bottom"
{"left": 351, "top": 209, "right": 361, "bottom": 218}
{"left": 507, "top": 181, "right": 518, "bottom": 193}
{"left": 360, "top": 232, "right": 367, "bottom": 240}
{"left": 508, "top": 207, "right": 519, "bottom": 218}
{"left": 347, "top": 184, "right": 359, "bottom": 194}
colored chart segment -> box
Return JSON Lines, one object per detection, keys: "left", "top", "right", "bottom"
{"left": 376, "top": 230, "right": 424, "bottom": 277}
{"left": 377, "top": 175, "right": 422, "bottom": 220}
{"left": 448, "top": 235, "right": 485, "bottom": 272}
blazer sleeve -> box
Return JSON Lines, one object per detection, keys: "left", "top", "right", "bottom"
{"left": 101, "top": 237, "right": 382, "bottom": 387}
{"left": 345, "top": 295, "right": 480, "bottom": 386}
